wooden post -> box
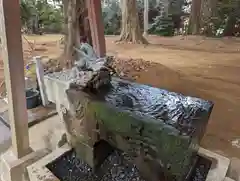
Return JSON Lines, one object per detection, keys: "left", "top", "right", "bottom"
{"left": 0, "top": 0, "right": 31, "bottom": 158}
{"left": 143, "top": 0, "right": 149, "bottom": 36}
{"left": 35, "top": 56, "right": 49, "bottom": 106}
{"left": 87, "top": 0, "right": 106, "bottom": 58}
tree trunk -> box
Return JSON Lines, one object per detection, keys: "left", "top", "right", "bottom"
{"left": 79, "top": 1, "right": 93, "bottom": 46}
{"left": 223, "top": 15, "right": 237, "bottom": 36}
{"left": 118, "top": 0, "right": 148, "bottom": 44}
{"left": 62, "top": 0, "right": 82, "bottom": 69}
{"left": 188, "top": 0, "right": 202, "bottom": 35}
{"left": 66, "top": 0, "right": 77, "bottom": 68}
{"left": 200, "top": 0, "right": 217, "bottom": 36}
{"left": 143, "top": 0, "right": 149, "bottom": 36}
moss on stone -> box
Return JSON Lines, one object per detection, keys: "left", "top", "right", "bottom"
{"left": 87, "top": 101, "right": 198, "bottom": 180}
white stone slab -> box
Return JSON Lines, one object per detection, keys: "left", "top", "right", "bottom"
{"left": 43, "top": 74, "right": 71, "bottom": 112}
{"left": 198, "top": 147, "right": 230, "bottom": 181}
{"left": 1, "top": 148, "right": 49, "bottom": 181}
{"left": 27, "top": 144, "right": 71, "bottom": 181}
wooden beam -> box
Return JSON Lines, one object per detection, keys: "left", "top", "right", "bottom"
{"left": 87, "top": 0, "right": 106, "bottom": 58}
{"left": 0, "top": 0, "right": 31, "bottom": 158}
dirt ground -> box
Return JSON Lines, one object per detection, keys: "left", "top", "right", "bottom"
{"left": 1, "top": 34, "right": 240, "bottom": 159}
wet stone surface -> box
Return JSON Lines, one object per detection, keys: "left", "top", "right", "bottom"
{"left": 104, "top": 79, "right": 213, "bottom": 137}
{"left": 47, "top": 149, "right": 211, "bottom": 181}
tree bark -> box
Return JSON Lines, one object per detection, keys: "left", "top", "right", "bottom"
{"left": 65, "top": 0, "right": 77, "bottom": 68}
{"left": 62, "top": 0, "right": 83, "bottom": 69}
{"left": 200, "top": 0, "right": 217, "bottom": 36}
{"left": 118, "top": 0, "right": 148, "bottom": 44}
{"left": 188, "top": 0, "right": 202, "bottom": 35}
{"left": 79, "top": 1, "right": 93, "bottom": 46}
{"left": 143, "top": 0, "right": 149, "bottom": 36}
{"left": 223, "top": 15, "right": 237, "bottom": 36}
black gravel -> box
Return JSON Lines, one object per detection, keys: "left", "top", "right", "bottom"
{"left": 189, "top": 156, "right": 212, "bottom": 181}
{"left": 47, "top": 149, "right": 211, "bottom": 181}
{"left": 47, "top": 149, "right": 145, "bottom": 181}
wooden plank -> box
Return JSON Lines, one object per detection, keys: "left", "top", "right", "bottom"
{"left": 0, "top": 0, "right": 31, "bottom": 158}
{"left": 35, "top": 56, "right": 49, "bottom": 106}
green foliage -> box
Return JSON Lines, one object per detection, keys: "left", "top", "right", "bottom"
{"left": 20, "top": 0, "right": 63, "bottom": 34}
{"left": 149, "top": 15, "right": 174, "bottom": 36}
{"left": 190, "top": 0, "right": 240, "bottom": 37}
{"left": 216, "top": 0, "right": 240, "bottom": 36}
{"left": 149, "top": 0, "right": 184, "bottom": 36}
{"left": 101, "top": 0, "right": 174, "bottom": 35}
{"left": 102, "top": 0, "right": 121, "bottom": 35}
{"left": 100, "top": 0, "right": 240, "bottom": 37}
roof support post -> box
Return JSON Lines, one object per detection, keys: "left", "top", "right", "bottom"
{"left": 0, "top": 0, "right": 31, "bottom": 158}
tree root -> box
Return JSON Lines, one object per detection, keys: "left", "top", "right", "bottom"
{"left": 116, "top": 36, "right": 149, "bottom": 44}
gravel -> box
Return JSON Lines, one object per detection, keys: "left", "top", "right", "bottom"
{"left": 47, "top": 149, "right": 211, "bottom": 181}
{"left": 189, "top": 156, "right": 212, "bottom": 181}
{"left": 47, "top": 150, "right": 146, "bottom": 181}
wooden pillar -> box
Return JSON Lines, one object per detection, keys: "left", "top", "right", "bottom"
{"left": 87, "top": 0, "right": 106, "bottom": 58}
{"left": 143, "top": 0, "right": 149, "bottom": 36}
{"left": 0, "top": 0, "right": 31, "bottom": 158}
{"left": 35, "top": 56, "right": 49, "bottom": 106}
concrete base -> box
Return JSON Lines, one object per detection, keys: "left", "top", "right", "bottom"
{"left": 227, "top": 157, "right": 240, "bottom": 181}
{"left": 27, "top": 144, "right": 71, "bottom": 181}
{"left": 26, "top": 145, "right": 232, "bottom": 181}
{"left": 198, "top": 147, "right": 230, "bottom": 181}
{"left": 0, "top": 148, "right": 49, "bottom": 181}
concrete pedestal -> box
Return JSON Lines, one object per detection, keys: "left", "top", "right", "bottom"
{"left": 27, "top": 144, "right": 71, "bottom": 181}
{"left": 0, "top": 148, "right": 49, "bottom": 181}
{"left": 227, "top": 157, "right": 240, "bottom": 181}
{"left": 25, "top": 146, "right": 232, "bottom": 181}
{"left": 198, "top": 148, "right": 230, "bottom": 181}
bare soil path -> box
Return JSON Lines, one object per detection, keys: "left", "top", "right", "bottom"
{"left": 1, "top": 34, "right": 240, "bottom": 158}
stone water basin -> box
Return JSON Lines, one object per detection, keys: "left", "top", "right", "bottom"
{"left": 64, "top": 78, "right": 213, "bottom": 181}
{"left": 43, "top": 70, "right": 214, "bottom": 181}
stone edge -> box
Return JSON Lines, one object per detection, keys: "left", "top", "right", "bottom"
{"left": 27, "top": 145, "right": 231, "bottom": 181}
{"left": 27, "top": 144, "right": 71, "bottom": 181}
{"left": 198, "top": 147, "right": 230, "bottom": 181}
{"left": 1, "top": 148, "right": 50, "bottom": 181}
